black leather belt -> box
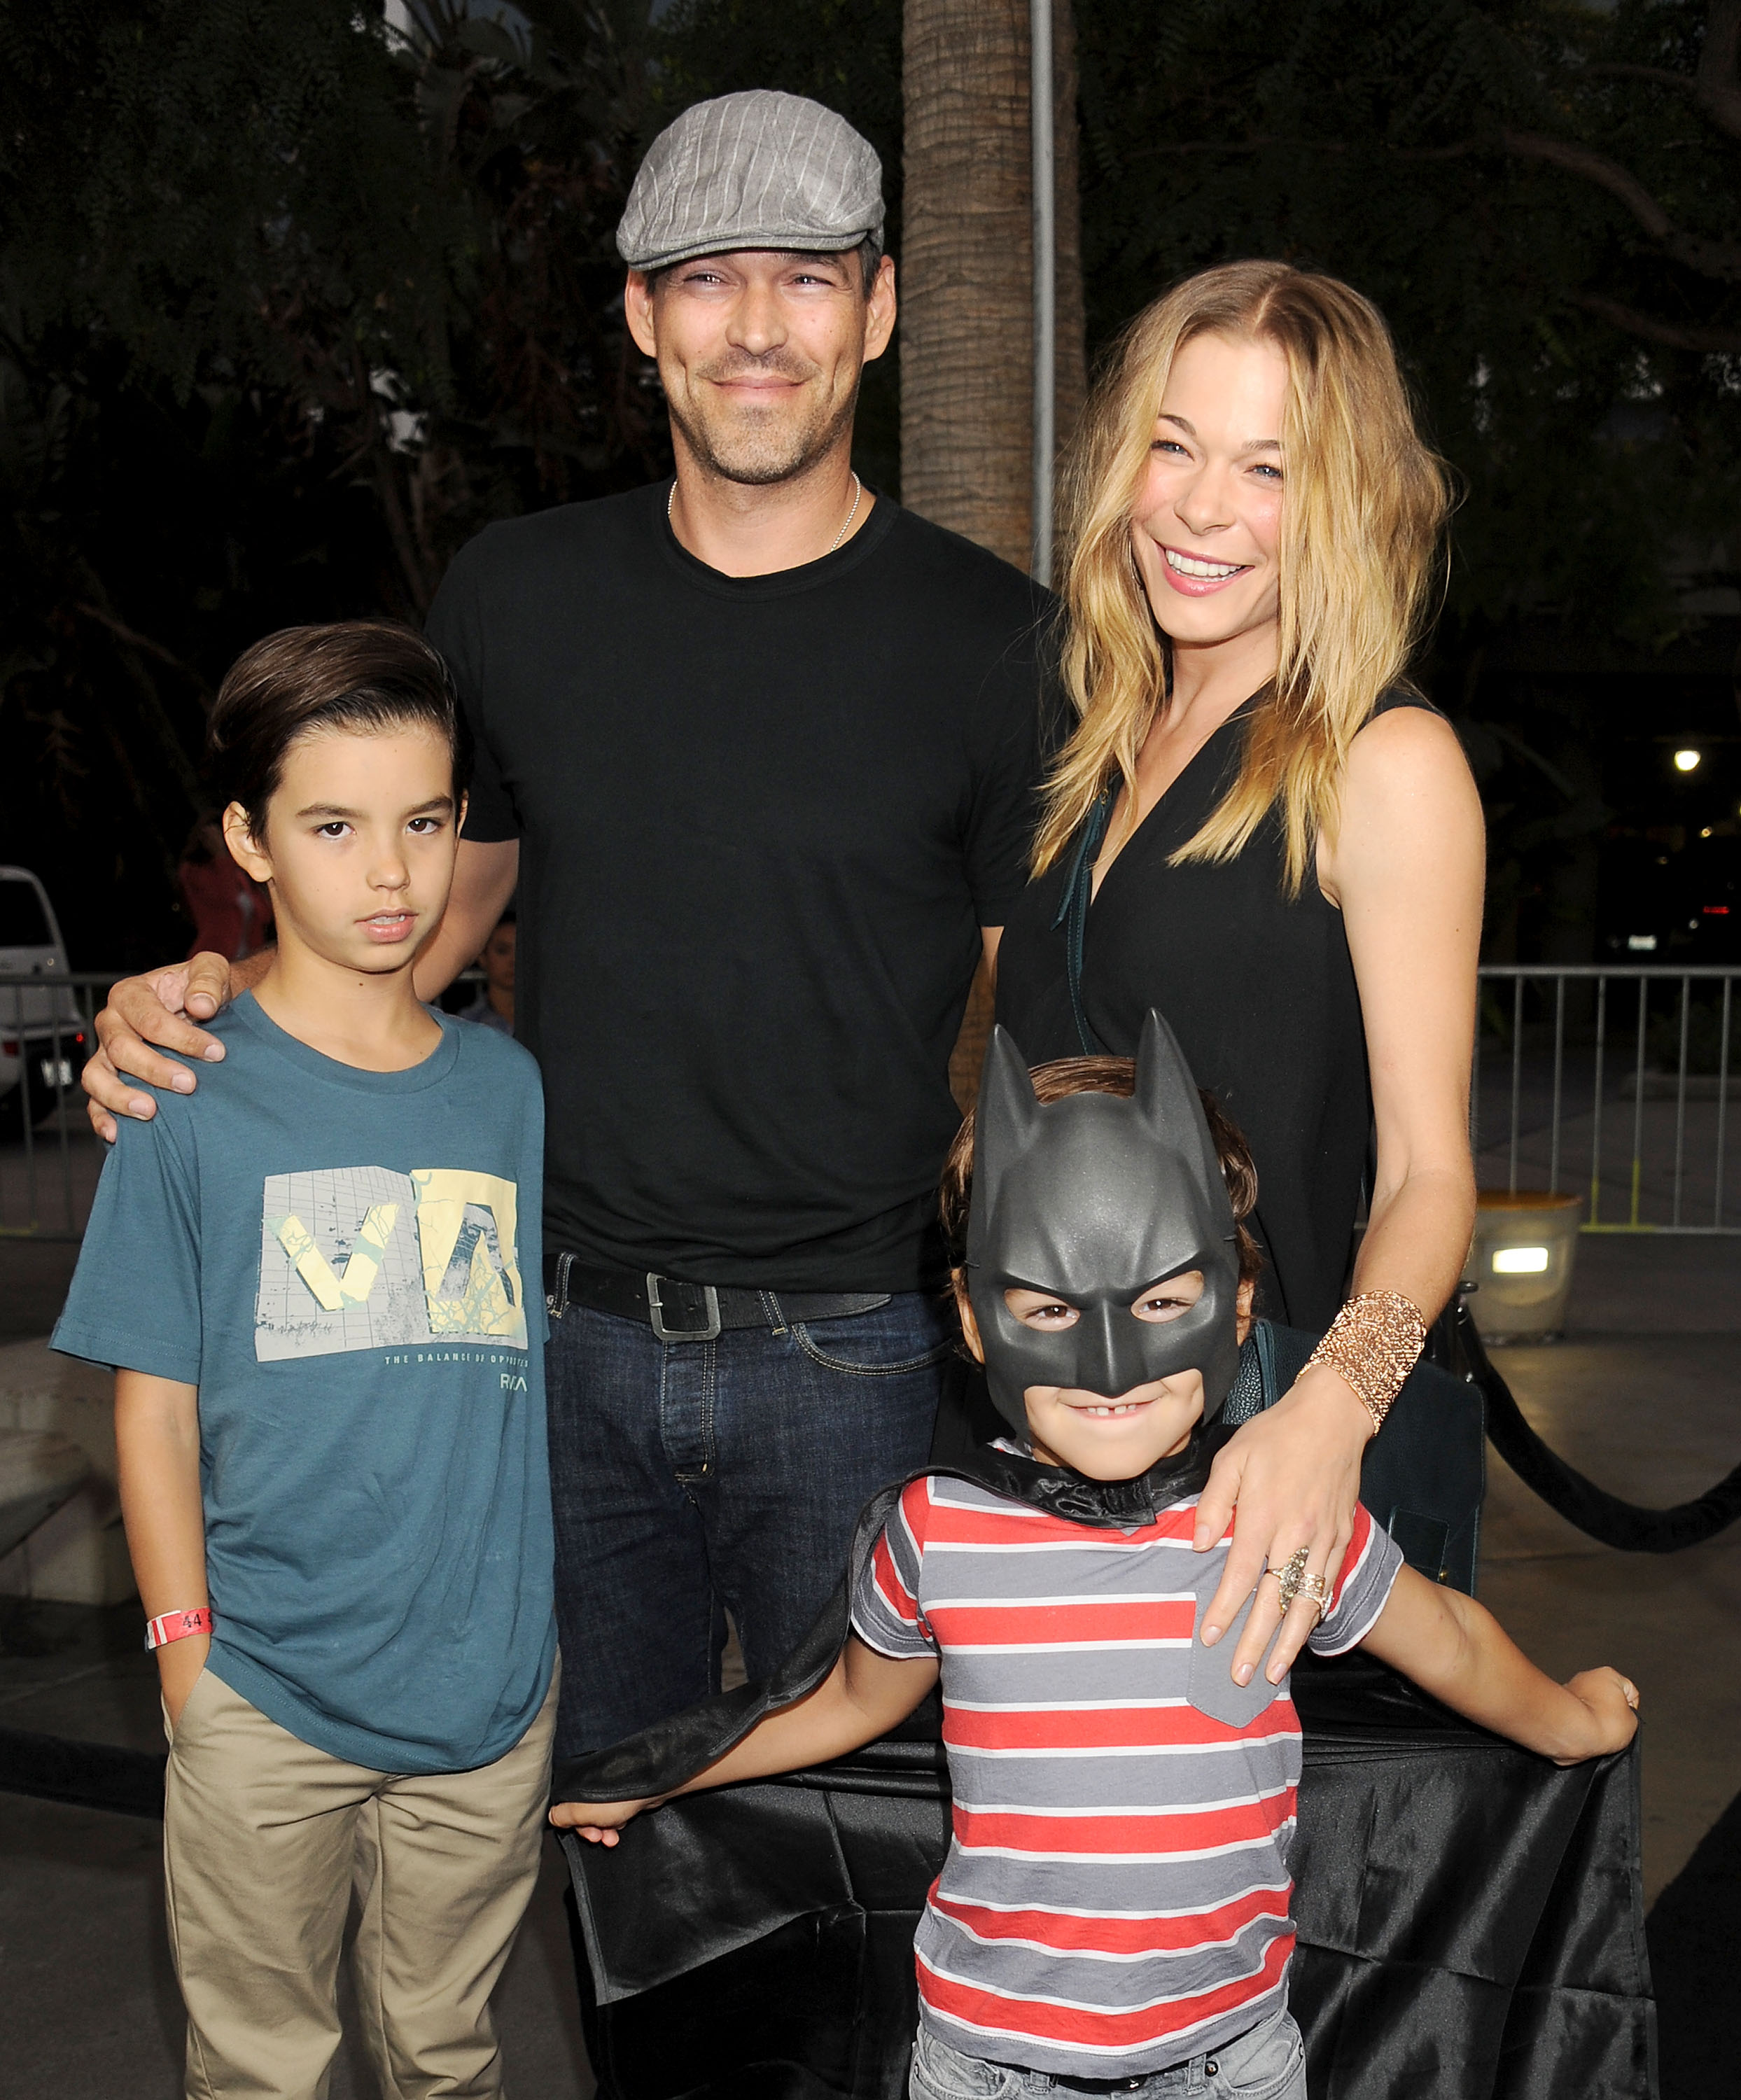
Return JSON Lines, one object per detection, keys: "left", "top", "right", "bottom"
{"left": 545, "top": 1254, "right": 890, "bottom": 1343}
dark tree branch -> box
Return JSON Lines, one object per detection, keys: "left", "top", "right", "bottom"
{"left": 1499, "top": 128, "right": 1741, "bottom": 282}
{"left": 1572, "top": 293, "right": 1741, "bottom": 354}
{"left": 1125, "top": 134, "right": 1478, "bottom": 164}
{"left": 1581, "top": 63, "right": 1700, "bottom": 94}
{"left": 71, "top": 602, "right": 207, "bottom": 690}
{"left": 1582, "top": 2, "right": 1741, "bottom": 141}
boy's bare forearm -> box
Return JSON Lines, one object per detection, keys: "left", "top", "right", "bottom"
{"left": 664, "top": 1639, "right": 936, "bottom": 1798}
{"left": 1361, "top": 1567, "right": 1637, "bottom": 1763}
{"left": 114, "top": 1371, "right": 207, "bottom": 1615}
{"left": 552, "top": 1640, "right": 937, "bottom": 1833}
{"left": 115, "top": 1370, "right": 210, "bottom": 1715}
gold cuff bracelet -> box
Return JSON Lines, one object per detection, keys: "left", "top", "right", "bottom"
{"left": 1305, "top": 1289, "right": 1428, "bottom": 1433}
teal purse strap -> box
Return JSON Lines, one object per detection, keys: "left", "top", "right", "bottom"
{"left": 1254, "top": 1317, "right": 1278, "bottom": 1408}
{"left": 1049, "top": 786, "right": 1114, "bottom": 1056}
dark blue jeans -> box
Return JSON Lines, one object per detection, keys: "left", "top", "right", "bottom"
{"left": 546, "top": 1292, "right": 955, "bottom": 1759}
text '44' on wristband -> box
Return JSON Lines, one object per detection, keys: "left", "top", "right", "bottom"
{"left": 145, "top": 1609, "right": 214, "bottom": 1653}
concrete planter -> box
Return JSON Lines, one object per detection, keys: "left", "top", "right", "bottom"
{"left": 0, "top": 1338, "right": 134, "bottom": 1605}
{"left": 1466, "top": 1191, "right": 1583, "bottom": 1344}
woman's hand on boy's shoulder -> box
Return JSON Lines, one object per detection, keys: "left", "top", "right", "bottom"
{"left": 548, "top": 1793, "right": 668, "bottom": 1844}
{"left": 83, "top": 953, "right": 239, "bottom": 1140}
{"left": 1194, "top": 1362, "right": 1371, "bottom": 1683}
{"left": 1552, "top": 1667, "right": 1641, "bottom": 1766}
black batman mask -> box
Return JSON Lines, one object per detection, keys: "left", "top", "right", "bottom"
{"left": 965, "top": 1010, "right": 1243, "bottom": 1440}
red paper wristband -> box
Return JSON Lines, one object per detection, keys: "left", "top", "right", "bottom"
{"left": 144, "top": 1608, "right": 214, "bottom": 1653}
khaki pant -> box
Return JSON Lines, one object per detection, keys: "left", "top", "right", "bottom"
{"left": 163, "top": 1665, "right": 557, "bottom": 2100}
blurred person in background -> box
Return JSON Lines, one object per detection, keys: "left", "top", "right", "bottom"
{"left": 458, "top": 906, "right": 515, "bottom": 1035}
{"left": 177, "top": 813, "right": 272, "bottom": 962}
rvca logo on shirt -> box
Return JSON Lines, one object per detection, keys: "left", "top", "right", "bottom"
{"left": 253, "top": 1166, "right": 527, "bottom": 1362}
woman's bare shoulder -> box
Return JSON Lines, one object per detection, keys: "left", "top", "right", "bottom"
{"left": 1347, "top": 698, "right": 1471, "bottom": 784}
{"left": 1321, "top": 703, "right": 1482, "bottom": 905}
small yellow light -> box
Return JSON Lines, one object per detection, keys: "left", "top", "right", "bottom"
{"left": 1492, "top": 1245, "right": 1551, "bottom": 1275}
{"left": 1674, "top": 748, "right": 1701, "bottom": 772}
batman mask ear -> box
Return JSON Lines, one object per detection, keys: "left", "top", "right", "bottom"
{"left": 1133, "top": 1009, "right": 1229, "bottom": 1228}
{"left": 970, "top": 1027, "right": 1040, "bottom": 1242}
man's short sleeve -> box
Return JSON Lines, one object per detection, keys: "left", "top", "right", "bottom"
{"left": 426, "top": 538, "right": 521, "bottom": 844}
{"left": 961, "top": 612, "right": 1062, "bottom": 928}
{"left": 850, "top": 1479, "right": 938, "bottom": 1660}
{"left": 1308, "top": 1503, "right": 1405, "bottom": 1658}
{"left": 50, "top": 1111, "right": 204, "bottom": 1385}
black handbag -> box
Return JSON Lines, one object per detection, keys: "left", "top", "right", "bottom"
{"left": 1226, "top": 1317, "right": 1485, "bottom": 1594}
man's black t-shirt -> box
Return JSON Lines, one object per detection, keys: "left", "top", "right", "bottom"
{"left": 425, "top": 482, "right": 1051, "bottom": 1292}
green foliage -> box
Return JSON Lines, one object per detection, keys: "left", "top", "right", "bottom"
{"left": 1073, "top": 0, "right": 1740, "bottom": 958}
{"left": 0, "top": 0, "right": 667, "bottom": 961}
{"left": 1073, "top": 0, "right": 1740, "bottom": 648}
{"left": 0, "top": 0, "right": 1735, "bottom": 964}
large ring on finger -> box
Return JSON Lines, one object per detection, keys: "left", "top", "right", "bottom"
{"left": 1273, "top": 1548, "right": 1311, "bottom": 1612}
{"left": 1293, "top": 1571, "right": 1329, "bottom": 1626}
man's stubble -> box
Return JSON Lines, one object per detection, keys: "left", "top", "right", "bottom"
{"left": 665, "top": 354, "right": 863, "bottom": 489}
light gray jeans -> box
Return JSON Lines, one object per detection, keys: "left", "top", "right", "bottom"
{"left": 909, "top": 2005, "right": 1306, "bottom": 2100}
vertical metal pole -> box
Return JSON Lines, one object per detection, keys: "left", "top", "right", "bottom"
{"left": 53, "top": 1007, "right": 75, "bottom": 1234}
{"left": 1030, "top": 0, "right": 1056, "bottom": 585}
{"left": 1549, "top": 975, "right": 1565, "bottom": 1196}
{"left": 16, "top": 986, "right": 37, "bottom": 1228}
{"left": 1629, "top": 976, "right": 1648, "bottom": 1228}
{"left": 1717, "top": 975, "right": 1733, "bottom": 1229}
{"left": 1672, "top": 975, "right": 1691, "bottom": 1228}
{"left": 1508, "top": 976, "right": 1524, "bottom": 1194}
{"left": 1589, "top": 976, "right": 1607, "bottom": 1226}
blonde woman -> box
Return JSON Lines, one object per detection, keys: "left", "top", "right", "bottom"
{"left": 993, "top": 260, "right": 1484, "bottom": 1690}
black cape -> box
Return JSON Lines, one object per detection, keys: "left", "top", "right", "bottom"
{"left": 557, "top": 1347, "right": 1656, "bottom": 2100}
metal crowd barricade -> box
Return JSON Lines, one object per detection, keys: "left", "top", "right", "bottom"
{"left": 5, "top": 965, "right": 1737, "bottom": 1242}
{"left": 0, "top": 969, "right": 112, "bottom": 1241}
{"left": 1474, "top": 965, "right": 1741, "bottom": 1234}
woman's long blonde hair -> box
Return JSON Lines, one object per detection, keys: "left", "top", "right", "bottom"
{"left": 1033, "top": 261, "right": 1454, "bottom": 892}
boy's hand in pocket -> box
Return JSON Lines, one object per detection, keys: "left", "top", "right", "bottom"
{"left": 158, "top": 1634, "right": 211, "bottom": 1733}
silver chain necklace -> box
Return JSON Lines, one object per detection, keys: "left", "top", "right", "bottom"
{"left": 667, "top": 472, "right": 862, "bottom": 558}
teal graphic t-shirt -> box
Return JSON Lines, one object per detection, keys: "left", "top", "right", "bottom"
{"left": 53, "top": 993, "right": 556, "bottom": 1773}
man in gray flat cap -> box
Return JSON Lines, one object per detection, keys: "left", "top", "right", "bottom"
{"left": 83, "top": 90, "right": 1052, "bottom": 1766}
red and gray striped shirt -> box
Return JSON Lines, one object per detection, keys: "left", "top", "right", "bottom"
{"left": 850, "top": 1472, "right": 1402, "bottom": 2078}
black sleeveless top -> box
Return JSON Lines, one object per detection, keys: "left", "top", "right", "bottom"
{"left": 995, "top": 691, "right": 1439, "bottom": 1332}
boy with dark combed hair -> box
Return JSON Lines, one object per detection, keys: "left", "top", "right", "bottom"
{"left": 54, "top": 622, "right": 556, "bottom": 2100}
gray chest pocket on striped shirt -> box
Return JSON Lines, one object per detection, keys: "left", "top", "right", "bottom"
{"left": 1188, "top": 1592, "right": 1287, "bottom": 1728}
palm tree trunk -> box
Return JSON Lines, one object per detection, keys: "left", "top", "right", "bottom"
{"left": 900, "top": 0, "right": 1033, "bottom": 572}
{"left": 904, "top": 0, "right": 1086, "bottom": 1105}
{"left": 900, "top": 0, "right": 1086, "bottom": 568}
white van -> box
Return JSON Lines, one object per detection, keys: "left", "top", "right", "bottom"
{"left": 0, "top": 867, "right": 88, "bottom": 1140}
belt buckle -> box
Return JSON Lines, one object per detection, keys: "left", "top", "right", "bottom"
{"left": 646, "top": 1273, "right": 721, "bottom": 1343}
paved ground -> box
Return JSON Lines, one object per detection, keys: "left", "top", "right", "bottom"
{"left": 1481, "top": 1337, "right": 1741, "bottom": 1903}
{"left": 0, "top": 1789, "right": 592, "bottom": 2098}
{"left": 1, "top": 1229, "right": 1735, "bottom": 2092}
{"left": 0, "top": 1235, "right": 80, "bottom": 1344}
